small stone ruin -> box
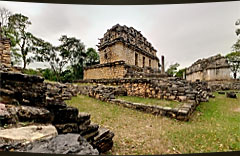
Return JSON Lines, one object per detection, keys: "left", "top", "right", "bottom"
{"left": 186, "top": 54, "right": 232, "bottom": 82}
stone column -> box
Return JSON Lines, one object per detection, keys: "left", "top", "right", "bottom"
{"left": 161, "top": 55, "right": 165, "bottom": 74}
{"left": 3, "top": 40, "right": 11, "bottom": 66}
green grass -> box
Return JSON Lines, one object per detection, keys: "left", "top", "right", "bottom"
{"left": 117, "top": 96, "right": 181, "bottom": 108}
{"left": 66, "top": 92, "right": 240, "bottom": 155}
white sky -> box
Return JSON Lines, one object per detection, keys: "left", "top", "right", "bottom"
{"left": 0, "top": 1, "right": 239, "bottom": 69}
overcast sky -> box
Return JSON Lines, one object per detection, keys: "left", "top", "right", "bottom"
{"left": 0, "top": 1, "right": 239, "bottom": 69}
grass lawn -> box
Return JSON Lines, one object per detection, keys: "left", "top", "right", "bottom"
{"left": 66, "top": 92, "right": 240, "bottom": 155}
{"left": 117, "top": 96, "right": 181, "bottom": 108}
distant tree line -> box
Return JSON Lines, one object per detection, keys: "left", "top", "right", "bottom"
{"left": 0, "top": 7, "right": 99, "bottom": 82}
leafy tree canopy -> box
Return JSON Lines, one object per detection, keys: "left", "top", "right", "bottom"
{"left": 226, "top": 51, "right": 240, "bottom": 79}
{"left": 85, "top": 48, "right": 100, "bottom": 66}
{"left": 166, "top": 63, "right": 180, "bottom": 77}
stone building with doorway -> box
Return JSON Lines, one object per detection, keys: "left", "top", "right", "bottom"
{"left": 84, "top": 24, "right": 163, "bottom": 79}
{"left": 185, "top": 54, "right": 232, "bottom": 82}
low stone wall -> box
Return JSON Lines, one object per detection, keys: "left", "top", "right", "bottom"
{"left": 109, "top": 99, "right": 198, "bottom": 121}
{"left": 207, "top": 80, "right": 240, "bottom": 91}
{"left": 74, "top": 82, "right": 210, "bottom": 121}
{"left": 0, "top": 72, "right": 114, "bottom": 153}
{"left": 77, "top": 77, "right": 211, "bottom": 104}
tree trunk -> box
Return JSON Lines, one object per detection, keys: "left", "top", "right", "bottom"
{"left": 234, "top": 72, "right": 237, "bottom": 79}
{"left": 23, "top": 56, "right": 26, "bottom": 69}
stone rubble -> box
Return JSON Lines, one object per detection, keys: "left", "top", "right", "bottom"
{"left": 19, "top": 133, "right": 99, "bottom": 155}
{"left": 226, "top": 92, "right": 237, "bottom": 98}
{"left": 0, "top": 71, "right": 114, "bottom": 154}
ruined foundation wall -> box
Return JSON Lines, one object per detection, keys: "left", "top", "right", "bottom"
{"left": 207, "top": 80, "right": 240, "bottom": 91}
{"left": 76, "top": 78, "right": 211, "bottom": 121}
{"left": 78, "top": 77, "right": 211, "bottom": 104}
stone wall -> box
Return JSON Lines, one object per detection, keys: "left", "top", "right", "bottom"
{"left": 73, "top": 84, "right": 195, "bottom": 121}
{"left": 84, "top": 61, "right": 165, "bottom": 80}
{"left": 84, "top": 61, "right": 127, "bottom": 79}
{"left": 78, "top": 78, "right": 210, "bottom": 103}
{"left": 186, "top": 54, "right": 232, "bottom": 82}
{"left": 207, "top": 80, "right": 240, "bottom": 91}
{"left": 75, "top": 78, "right": 212, "bottom": 121}
{"left": 0, "top": 71, "right": 114, "bottom": 153}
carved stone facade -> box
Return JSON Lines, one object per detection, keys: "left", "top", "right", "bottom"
{"left": 186, "top": 54, "right": 232, "bottom": 82}
{"left": 0, "top": 23, "right": 11, "bottom": 68}
{"left": 84, "top": 24, "right": 160, "bottom": 79}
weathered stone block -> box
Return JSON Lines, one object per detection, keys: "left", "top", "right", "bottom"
{"left": 53, "top": 107, "right": 78, "bottom": 124}
{"left": 54, "top": 123, "right": 79, "bottom": 134}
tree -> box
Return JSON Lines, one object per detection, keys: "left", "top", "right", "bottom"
{"left": 226, "top": 52, "right": 240, "bottom": 79}
{"left": 233, "top": 19, "right": 240, "bottom": 52}
{"left": 227, "top": 19, "right": 240, "bottom": 79}
{"left": 57, "top": 35, "right": 86, "bottom": 79}
{"left": 0, "top": 8, "right": 21, "bottom": 66}
{"left": 5, "top": 13, "right": 36, "bottom": 69}
{"left": 85, "top": 48, "right": 100, "bottom": 66}
{"left": 166, "top": 63, "right": 180, "bottom": 77}
{"left": 34, "top": 35, "right": 87, "bottom": 82}
{"left": 175, "top": 68, "right": 186, "bottom": 78}
{"left": 0, "top": 7, "right": 11, "bottom": 36}
{"left": 34, "top": 40, "right": 68, "bottom": 82}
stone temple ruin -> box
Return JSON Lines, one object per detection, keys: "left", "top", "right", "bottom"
{"left": 84, "top": 24, "right": 165, "bottom": 79}
{"left": 186, "top": 54, "right": 232, "bottom": 82}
